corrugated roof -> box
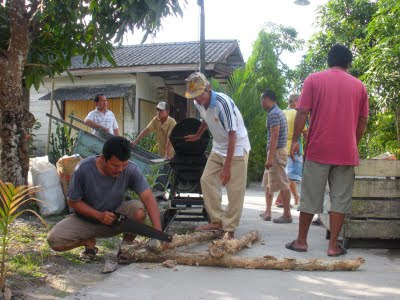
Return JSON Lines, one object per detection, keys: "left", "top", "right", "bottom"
{"left": 39, "top": 84, "right": 133, "bottom": 101}
{"left": 70, "top": 40, "right": 243, "bottom": 69}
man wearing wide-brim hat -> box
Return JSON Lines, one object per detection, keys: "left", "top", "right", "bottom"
{"left": 184, "top": 72, "right": 251, "bottom": 240}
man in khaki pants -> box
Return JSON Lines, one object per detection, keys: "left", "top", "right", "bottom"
{"left": 184, "top": 72, "right": 251, "bottom": 240}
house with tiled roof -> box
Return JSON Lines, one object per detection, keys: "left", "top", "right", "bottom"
{"left": 29, "top": 40, "right": 244, "bottom": 155}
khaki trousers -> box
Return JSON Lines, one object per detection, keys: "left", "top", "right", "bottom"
{"left": 201, "top": 151, "right": 249, "bottom": 232}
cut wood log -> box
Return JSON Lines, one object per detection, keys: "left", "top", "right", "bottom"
{"left": 146, "top": 230, "right": 224, "bottom": 252}
{"left": 208, "top": 230, "right": 260, "bottom": 258}
{"left": 118, "top": 245, "right": 365, "bottom": 271}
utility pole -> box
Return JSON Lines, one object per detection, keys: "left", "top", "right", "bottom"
{"left": 198, "top": 0, "right": 205, "bottom": 73}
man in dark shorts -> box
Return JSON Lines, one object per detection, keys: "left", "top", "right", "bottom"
{"left": 47, "top": 136, "right": 162, "bottom": 260}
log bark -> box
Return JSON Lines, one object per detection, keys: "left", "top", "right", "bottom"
{"left": 147, "top": 231, "right": 224, "bottom": 252}
{"left": 119, "top": 246, "right": 365, "bottom": 271}
{"left": 208, "top": 230, "right": 260, "bottom": 258}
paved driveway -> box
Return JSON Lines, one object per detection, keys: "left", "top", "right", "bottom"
{"left": 65, "top": 186, "right": 400, "bottom": 300}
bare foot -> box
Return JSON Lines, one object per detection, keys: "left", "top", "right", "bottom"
{"left": 195, "top": 222, "right": 223, "bottom": 231}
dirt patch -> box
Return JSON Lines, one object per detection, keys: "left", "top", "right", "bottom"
{"left": 6, "top": 215, "right": 198, "bottom": 300}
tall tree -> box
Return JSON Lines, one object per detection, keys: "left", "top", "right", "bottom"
{"left": 292, "top": 0, "right": 376, "bottom": 90}
{"left": 0, "top": 0, "right": 182, "bottom": 186}
{"left": 246, "top": 23, "right": 303, "bottom": 104}
{"left": 362, "top": 0, "right": 400, "bottom": 145}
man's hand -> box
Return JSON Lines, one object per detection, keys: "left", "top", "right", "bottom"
{"left": 290, "top": 141, "right": 300, "bottom": 160}
{"left": 184, "top": 134, "right": 199, "bottom": 142}
{"left": 131, "top": 140, "right": 138, "bottom": 147}
{"left": 98, "top": 211, "right": 116, "bottom": 225}
{"left": 221, "top": 163, "right": 231, "bottom": 186}
{"left": 265, "top": 155, "right": 274, "bottom": 169}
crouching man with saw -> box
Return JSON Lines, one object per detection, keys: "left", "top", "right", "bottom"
{"left": 47, "top": 136, "right": 171, "bottom": 261}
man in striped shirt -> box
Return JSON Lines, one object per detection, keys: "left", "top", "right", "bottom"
{"left": 260, "top": 89, "right": 292, "bottom": 224}
{"left": 184, "top": 72, "right": 251, "bottom": 240}
{"left": 84, "top": 94, "right": 119, "bottom": 136}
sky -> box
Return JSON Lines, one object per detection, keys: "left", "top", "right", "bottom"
{"left": 123, "top": 0, "right": 329, "bottom": 68}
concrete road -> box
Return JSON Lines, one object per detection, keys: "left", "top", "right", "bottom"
{"left": 65, "top": 186, "right": 400, "bottom": 300}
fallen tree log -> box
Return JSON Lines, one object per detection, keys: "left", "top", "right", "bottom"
{"left": 118, "top": 246, "right": 365, "bottom": 271}
{"left": 146, "top": 230, "right": 224, "bottom": 252}
{"left": 208, "top": 230, "right": 260, "bottom": 258}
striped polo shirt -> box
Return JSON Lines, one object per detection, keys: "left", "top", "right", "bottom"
{"left": 194, "top": 91, "right": 251, "bottom": 156}
{"left": 266, "top": 104, "right": 287, "bottom": 150}
{"left": 85, "top": 108, "right": 118, "bottom": 136}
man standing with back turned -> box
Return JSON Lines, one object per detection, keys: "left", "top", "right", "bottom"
{"left": 184, "top": 72, "right": 251, "bottom": 240}
{"left": 286, "top": 44, "right": 369, "bottom": 256}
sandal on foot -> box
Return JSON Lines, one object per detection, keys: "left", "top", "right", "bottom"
{"left": 259, "top": 212, "right": 271, "bottom": 221}
{"left": 80, "top": 247, "right": 98, "bottom": 261}
{"left": 328, "top": 244, "right": 347, "bottom": 257}
{"left": 285, "top": 240, "right": 307, "bottom": 252}
{"left": 273, "top": 216, "right": 293, "bottom": 224}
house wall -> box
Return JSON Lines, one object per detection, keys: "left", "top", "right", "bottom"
{"left": 134, "top": 73, "right": 164, "bottom": 132}
{"left": 29, "top": 74, "right": 136, "bottom": 156}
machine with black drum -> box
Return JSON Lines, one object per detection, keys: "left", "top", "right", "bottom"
{"left": 160, "top": 118, "right": 210, "bottom": 229}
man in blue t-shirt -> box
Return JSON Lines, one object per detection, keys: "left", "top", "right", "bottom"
{"left": 260, "top": 89, "right": 292, "bottom": 224}
{"left": 47, "top": 137, "right": 162, "bottom": 260}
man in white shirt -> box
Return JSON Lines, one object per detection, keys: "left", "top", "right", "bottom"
{"left": 184, "top": 72, "right": 251, "bottom": 240}
{"left": 84, "top": 94, "right": 119, "bottom": 136}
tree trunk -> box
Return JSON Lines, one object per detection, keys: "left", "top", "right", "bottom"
{"left": 0, "top": 0, "right": 34, "bottom": 185}
{"left": 120, "top": 246, "right": 365, "bottom": 271}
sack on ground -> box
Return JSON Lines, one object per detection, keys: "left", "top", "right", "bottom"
{"left": 57, "top": 154, "right": 82, "bottom": 197}
{"left": 30, "top": 156, "right": 65, "bottom": 216}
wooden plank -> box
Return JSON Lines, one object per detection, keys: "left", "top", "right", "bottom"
{"left": 343, "top": 219, "right": 400, "bottom": 239}
{"left": 355, "top": 159, "right": 400, "bottom": 177}
{"left": 351, "top": 198, "right": 400, "bottom": 219}
{"left": 352, "top": 178, "right": 400, "bottom": 198}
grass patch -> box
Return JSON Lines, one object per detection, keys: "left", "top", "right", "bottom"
{"left": 10, "top": 253, "right": 45, "bottom": 278}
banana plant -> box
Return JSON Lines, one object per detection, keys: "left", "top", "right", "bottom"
{"left": 0, "top": 179, "right": 47, "bottom": 294}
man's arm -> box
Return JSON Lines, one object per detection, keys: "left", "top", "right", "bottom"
{"left": 356, "top": 116, "right": 368, "bottom": 145}
{"left": 265, "top": 125, "right": 279, "bottom": 169}
{"left": 290, "top": 109, "right": 309, "bottom": 158}
{"left": 138, "top": 189, "right": 162, "bottom": 231}
{"left": 221, "top": 131, "right": 237, "bottom": 186}
{"left": 113, "top": 128, "right": 120, "bottom": 136}
{"left": 184, "top": 120, "right": 208, "bottom": 142}
{"left": 132, "top": 128, "right": 151, "bottom": 146}
{"left": 67, "top": 199, "right": 115, "bottom": 225}
{"left": 84, "top": 119, "right": 108, "bottom": 132}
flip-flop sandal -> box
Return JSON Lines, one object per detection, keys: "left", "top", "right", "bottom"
{"left": 259, "top": 212, "right": 271, "bottom": 221}
{"left": 80, "top": 247, "right": 99, "bottom": 261}
{"left": 285, "top": 240, "right": 307, "bottom": 252}
{"left": 273, "top": 216, "right": 293, "bottom": 224}
{"left": 328, "top": 244, "right": 347, "bottom": 257}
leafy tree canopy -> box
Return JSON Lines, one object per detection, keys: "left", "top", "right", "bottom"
{"left": 0, "top": 0, "right": 183, "bottom": 90}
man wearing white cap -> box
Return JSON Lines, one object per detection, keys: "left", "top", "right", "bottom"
{"left": 184, "top": 72, "right": 251, "bottom": 240}
{"left": 131, "top": 101, "right": 176, "bottom": 159}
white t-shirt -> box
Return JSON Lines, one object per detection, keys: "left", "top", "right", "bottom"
{"left": 194, "top": 91, "right": 251, "bottom": 156}
{"left": 85, "top": 108, "right": 118, "bottom": 135}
